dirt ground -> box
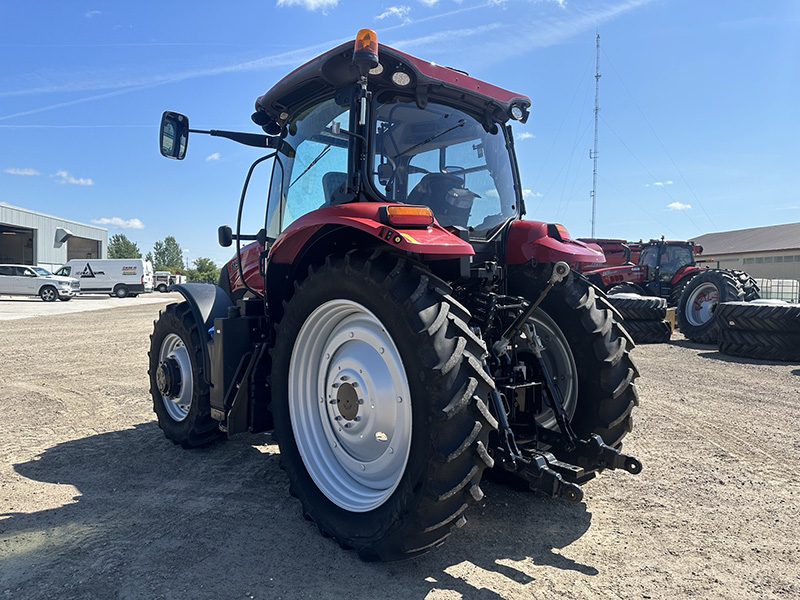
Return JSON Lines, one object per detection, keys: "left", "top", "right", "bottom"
{"left": 1, "top": 297, "right": 798, "bottom": 600}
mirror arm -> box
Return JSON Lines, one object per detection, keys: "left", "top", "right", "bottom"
{"left": 189, "top": 128, "right": 279, "bottom": 149}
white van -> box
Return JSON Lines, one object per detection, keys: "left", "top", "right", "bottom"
{"left": 55, "top": 259, "right": 154, "bottom": 298}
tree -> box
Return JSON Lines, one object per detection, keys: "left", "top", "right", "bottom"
{"left": 151, "top": 236, "right": 184, "bottom": 271}
{"left": 108, "top": 234, "right": 141, "bottom": 259}
{"left": 185, "top": 257, "right": 220, "bottom": 284}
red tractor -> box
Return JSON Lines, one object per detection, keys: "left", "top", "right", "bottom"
{"left": 578, "top": 238, "right": 760, "bottom": 343}
{"left": 150, "top": 30, "right": 640, "bottom": 561}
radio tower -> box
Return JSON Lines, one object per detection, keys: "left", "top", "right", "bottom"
{"left": 590, "top": 33, "right": 601, "bottom": 237}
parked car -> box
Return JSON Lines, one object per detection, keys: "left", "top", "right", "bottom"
{"left": 55, "top": 259, "right": 154, "bottom": 298}
{"left": 0, "top": 264, "right": 80, "bottom": 301}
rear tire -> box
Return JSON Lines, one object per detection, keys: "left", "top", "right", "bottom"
{"left": 677, "top": 270, "right": 746, "bottom": 344}
{"left": 148, "top": 302, "right": 223, "bottom": 448}
{"left": 509, "top": 268, "right": 639, "bottom": 462}
{"left": 271, "top": 251, "right": 497, "bottom": 561}
{"left": 115, "top": 285, "right": 129, "bottom": 298}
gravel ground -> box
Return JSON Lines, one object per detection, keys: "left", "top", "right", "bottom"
{"left": 1, "top": 298, "right": 798, "bottom": 599}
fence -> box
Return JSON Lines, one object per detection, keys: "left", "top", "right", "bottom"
{"left": 754, "top": 279, "right": 800, "bottom": 303}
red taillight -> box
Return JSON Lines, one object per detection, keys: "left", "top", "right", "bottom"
{"left": 378, "top": 205, "right": 434, "bottom": 228}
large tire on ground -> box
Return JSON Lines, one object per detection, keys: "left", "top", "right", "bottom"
{"left": 509, "top": 267, "right": 639, "bottom": 460}
{"left": 114, "top": 285, "right": 129, "bottom": 298}
{"left": 607, "top": 293, "right": 667, "bottom": 321}
{"left": 620, "top": 319, "right": 672, "bottom": 344}
{"left": 716, "top": 300, "right": 800, "bottom": 333}
{"left": 157, "top": 284, "right": 168, "bottom": 293}
{"left": 716, "top": 301, "right": 800, "bottom": 361}
{"left": 148, "top": 302, "right": 223, "bottom": 448}
{"left": 676, "top": 270, "right": 746, "bottom": 344}
{"left": 270, "top": 251, "right": 497, "bottom": 561}
{"left": 718, "top": 329, "right": 800, "bottom": 361}
{"left": 39, "top": 286, "right": 58, "bottom": 302}
{"left": 607, "top": 282, "right": 645, "bottom": 296}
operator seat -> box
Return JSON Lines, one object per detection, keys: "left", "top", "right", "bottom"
{"left": 407, "top": 173, "right": 477, "bottom": 228}
{"left": 322, "top": 171, "right": 348, "bottom": 205}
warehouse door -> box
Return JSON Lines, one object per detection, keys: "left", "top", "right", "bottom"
{"left": 67, "top": 236, "right": 101, "bottom": 260}
{"left": 0, "top": 225, "right": 35, "bottom": 264}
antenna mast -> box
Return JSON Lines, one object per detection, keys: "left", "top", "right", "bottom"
{"left": 590, "top": 32, "right": 601, "bottom": 237}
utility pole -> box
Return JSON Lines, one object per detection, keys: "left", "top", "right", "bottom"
{"left": 590, "top": 32, "right": 601, "bottom": 237}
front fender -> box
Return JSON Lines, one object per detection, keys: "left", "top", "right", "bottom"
{"left": 506, "top": 220, "right": 605, "bottom": 265}
{"left": 269, "top": 203, "right": 474, "bottom": 265}
{"left": 169, "top": 283, "right": 235, "bottom": 382}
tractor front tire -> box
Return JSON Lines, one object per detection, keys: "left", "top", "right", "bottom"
{"left": 148, "top": 302, "right": 223, "bottom": 448}
{"left": 271, "top": 251, "right": 497, "bottom": 561}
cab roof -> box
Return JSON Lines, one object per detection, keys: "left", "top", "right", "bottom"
{"left": 252, "top": 39, "right": 531, "bottom": 135}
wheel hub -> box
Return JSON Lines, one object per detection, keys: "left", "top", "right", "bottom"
{"left": 156, "top": 357, "right": 182, "bottom": 398}
{"left": 334, "top": 380, "right": 360, "bottom": 421}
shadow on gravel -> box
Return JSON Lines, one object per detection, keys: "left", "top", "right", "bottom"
{"left": 4, "top": 423, "right": 595, "bottom": 599}
{"left": 668, "top": 339, "right": 716, "bottom": 351}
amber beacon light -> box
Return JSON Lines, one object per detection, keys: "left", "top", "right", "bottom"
{"left": 353, "top": 28, "right": 379, "bottom": 73}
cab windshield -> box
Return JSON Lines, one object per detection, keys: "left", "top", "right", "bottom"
{"left": 371, "top": 96, "right": 519, "bottom": 238}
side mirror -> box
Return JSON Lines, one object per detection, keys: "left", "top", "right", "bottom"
{"left": 218, "top": 225, "right": 232, "bottom": 247}
{"left": 160, "top": 111, "right": 189, "bottom": 159}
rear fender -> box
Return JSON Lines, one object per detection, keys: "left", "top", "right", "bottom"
{"left": 269, "top": 203, "right": 474, "bottom": 265}
{"left": 506, "top": 220, "right": 605, "bottom": 265}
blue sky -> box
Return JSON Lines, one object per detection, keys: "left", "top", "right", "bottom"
{"left": 2, "top": 0, "right": 798, "bottom": 266}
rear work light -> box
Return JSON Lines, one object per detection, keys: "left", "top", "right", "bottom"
{"left": 547, "top": 223, "right": 571, "bottom": 241}
{"left": 378, "top": 205, "right": 434, "bottom": 228}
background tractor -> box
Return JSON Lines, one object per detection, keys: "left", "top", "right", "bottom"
{"left": 150, "top": 29, "right": 641, "bottom": 561}
{"left": 578, "top": 237, "right": 760, "bottom": 343}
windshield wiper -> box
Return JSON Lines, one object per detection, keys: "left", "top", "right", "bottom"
{"left": 289, "top": 144, "right": 331, "bottom": 189}
{"left": 393, "top": 119, "right": 465, "bottom": 158}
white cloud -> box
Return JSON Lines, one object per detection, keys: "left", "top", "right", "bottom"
{"left": 419, "top": 0, "right": 438, "bottom": 6}
{"left": 667, "top": 202, "right": 691, "bottom": 211}
{"left": 206, "top": 152, "right": 221, "bottom": 162}
{"left": 276, "top": 0, "right": 337, "bottom": 12}
{"left": 4, "top": 167, "right": 40, "bottom": 176}
{"left": 516, "top": 132, "right": 535, "bottom": 141}
{"left": 522, "top": 189, "right": 542, "bottom": 198}
{"left": 376, "top": 6, "right": 412, "bottom": 22}
{"left": 91, "top": 217, "right": 145, "bottom": 229}
{"left": 647, "top": 180, "right": 673, "bottom": 187}
{"left": 85, "top": 10, "right": 101, "bottom": 18}
{"left": 53, "top": 170, "right": 94, "bottom": 186}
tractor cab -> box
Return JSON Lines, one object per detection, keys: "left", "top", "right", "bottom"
{"left": 638, "top": 239, "right": 699, "bottom": 297}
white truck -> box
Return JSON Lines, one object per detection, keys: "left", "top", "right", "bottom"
{"left": 154, "top": 271, "right": 186, "bottom": 292}
{"left": 55, "top": 259, "right": 154, "bottom": 298}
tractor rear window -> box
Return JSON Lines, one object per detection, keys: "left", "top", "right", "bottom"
{"left": 371, "top": 96, "right": 518, "bottom": 238}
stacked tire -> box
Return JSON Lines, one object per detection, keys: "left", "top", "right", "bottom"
{"left": 607, "top": 293, "right": 672, "bottom": 344}
{"left": 716, "top": 300, "right": 800, "bottom": 362}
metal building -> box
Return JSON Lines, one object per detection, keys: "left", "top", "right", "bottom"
{"left": 691, "top": 222, "right": 800, "bottom": 279}
{"left": 0, "top": 202, "right": 107, "bottom": 271}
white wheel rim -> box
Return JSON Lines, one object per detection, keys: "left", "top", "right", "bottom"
{"left": 686, "top": 282, "right": 718, "bottom": 326}
{"left": 158, "top": 333, "right": 194, "bottom": 422}
{"left": 288, "top": 299, "right": 412, "bottom": 513}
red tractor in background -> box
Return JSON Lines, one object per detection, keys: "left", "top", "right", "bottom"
{"left": 150, "top": 29, "right": 641, "bottom": 561}
{"left": 577, "top": 237, "right": 760, "bottom": 343}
